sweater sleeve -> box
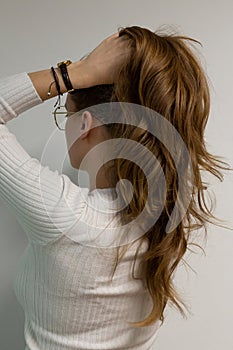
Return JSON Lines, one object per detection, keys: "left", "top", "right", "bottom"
{"left": 0, "top": 73, "right": 87, "bottom": 245}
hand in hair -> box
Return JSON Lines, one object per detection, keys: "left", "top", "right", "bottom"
{"left": 78, "top": 32, "right": 132, "bottom": 87}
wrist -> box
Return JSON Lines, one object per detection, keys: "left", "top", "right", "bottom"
{"left": 67, "top": 61, "right": 91, "bottom": 90}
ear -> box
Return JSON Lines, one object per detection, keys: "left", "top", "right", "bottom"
{"left": 80, "top": 111, "right": 93, "bottom": 138}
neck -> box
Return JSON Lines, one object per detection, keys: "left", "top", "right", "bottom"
{"left": 88, "top": 165, "right": 115, "bottom": 191}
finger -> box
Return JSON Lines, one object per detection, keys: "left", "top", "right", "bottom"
{"left": 110, "top": 32, "right": 119, "bottom": 37}
{"left": 106, "top": 32, "right": 120, "bottom": 41}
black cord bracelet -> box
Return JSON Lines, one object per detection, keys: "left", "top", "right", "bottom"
{"left": 51, "top": 67, "right": 63, "bottom": 96}
{"left": 51, "top": 67, "right": 63, "bottom": 108}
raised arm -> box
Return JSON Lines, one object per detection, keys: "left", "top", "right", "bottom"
{"left": 28, "top": 32, "right": 132, "bottom": 101}
{"left": 0, "top": 31, "right": 132, "bottom": 245}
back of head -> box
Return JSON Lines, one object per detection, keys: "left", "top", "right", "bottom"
{"left": 70, "top": 25, "right": 230, "bottom": 327}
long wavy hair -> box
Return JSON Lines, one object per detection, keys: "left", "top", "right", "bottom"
{"left": 69, "top": 25, "right": 231, "bottom": 327}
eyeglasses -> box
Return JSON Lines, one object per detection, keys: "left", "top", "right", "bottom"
{"left": 52, "top": 105, "right": 78, "bottom": 131}
{"left": 53, "top": 104, "right": 103, "bottom": 131}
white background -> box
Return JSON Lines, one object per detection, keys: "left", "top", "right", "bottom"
{"left": 0, "top": 1, "right": 232, "bottom": 349}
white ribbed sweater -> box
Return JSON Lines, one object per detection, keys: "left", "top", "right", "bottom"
{"left": 0, "top": 72, "right": 161, "bottom": 349}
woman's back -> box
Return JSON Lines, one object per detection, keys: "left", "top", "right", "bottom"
{"left": 13, "top": 187, "right": 161, "bottom": 350}
{"left": 14, "top": 229, "right": 161, "bottom": 350}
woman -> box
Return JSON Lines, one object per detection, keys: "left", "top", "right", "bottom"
{"left": 0, "top": 26, "right": 230, "bottom": 349}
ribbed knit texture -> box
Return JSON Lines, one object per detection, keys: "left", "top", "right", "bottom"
{"left": 0, "top": 72, "right": 161, "bottom": 349}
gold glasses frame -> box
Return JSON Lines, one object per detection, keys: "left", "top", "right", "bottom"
{"left": 52, "top": 105, "right": 79, "bottom": 131}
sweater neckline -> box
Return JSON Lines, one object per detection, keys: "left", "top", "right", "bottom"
{"left": 88, "top": 187, "right": 118, "bottom": 201}
{"left": 88, "top": 187, "right": 116, "bottom": 194}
